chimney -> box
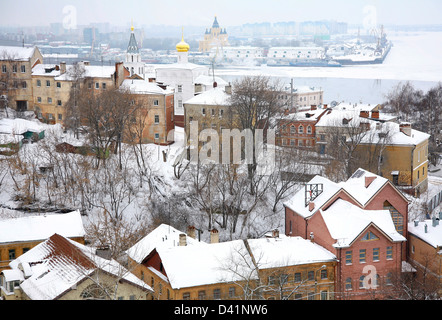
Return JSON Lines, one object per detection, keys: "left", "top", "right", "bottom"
{"left": 432, "top": 216, "right": 439, "bottom": 227}
{"left": 210, "top": 228, "right": 219, "bottom": 244}
{"left": 311, "top": 105, "right": 317, "bottom": 111}
{"left": 83, "top": 61, "right": 90, "bottom": 66}
{"left": 225, "top": 83, "right": 232, "bottom": 94}
{"left": 309, "top": 202, "right": 315, "bottom": 212}
{"left": 187, "top": 226, "right": 196, "bottom": 239}
{"left": 310, "top": 232, "right": 315, "bottom": 243}
{"left": 272, "top": 229, "right": 280, "bottom": 238}
{"left": 60, "top": 61, "right": 66, "bottom": 75}
{"left": 323, "top": 104, "right": 328, "bottom": 109}
{"left": 414, "top": 220, "right": 419, "bottom": 227}
{"left": 424, "top": 224, "right": 428, "bottom": 233}
{"left": 179, "top": 233, "right": 187, "bottom": 246}
{"left": 95, "top": 245, "right": 111, "bottom": 260}
{"left": 365, "top": 176, "right": 376, "bottom": 188}
{"left": 213, "top": 81, "right": 218, "bottom": 88}
{"left": 399, "top": 122, "right": 412, "bottom": 137}
{"left": 371, "top": 110, "right": 380, "bottom": 119}
{"left": 360, "top": 111, "right": 369, "bottom": 118}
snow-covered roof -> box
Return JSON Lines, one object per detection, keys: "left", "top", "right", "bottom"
{"left": 340, "top": 168, "right": 390, "bottom": 207}
{"left": 156, "top": 239, "right": 257, "bottom": 289}
{"left": 358, "top": 121, "right": 430, "bottom": 146}
{"left": 0, "top": 46, "right": 36, "bottom": 61}
{"left": 194, "top": 74, "right": 228, "bottom": 87}
{"left": 155, "top": 62, "right": 206, "bottom": 71}
{"left": 0, "top": 211, "right": 85, "bottom": 244}
{"left": 246, "top": 237, "right": 336, "bottom": 270}
{"left": 8, "top": 233, "right": 152, "bottom": 300}
{"left": 332, "top": 102, "right": 380, "bottom": 112}
{"left": 283, "top": 175, "right": 342, "bottom": 218}
{"left": 280, "top": 108, "right": 326, "bottom": 122}
{"left": 54, "top": 64, "right": 115, "bottom": 81}
{"left": 126, "top": 224, "right": 207, "bottom": 264}
{"left": 0, "top": 118, "right": 47, "bottom": 135}
{"left": 315, "top": 109, "right": 375, "bottom": 128}
{"left": 408, "top": 219, "right": 442, "bottom": 249}
{"left": 31, "top": 64, "right": 61, "bottom": 77}
{"left": 121, "top": 79, "right": 173, "bottom": 95}
{"left": 184, "top": 87, "right": 231, "bottom": 106}
{"left": 321, "top": 199, "right": 406, "bottom": 248}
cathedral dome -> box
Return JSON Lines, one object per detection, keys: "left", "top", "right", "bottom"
{"left": 176, "top": 34, "right": 190, "bottom": 52}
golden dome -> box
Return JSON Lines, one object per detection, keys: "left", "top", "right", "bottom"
{"left": 176, "top": 28, "right": 190, "bottom": 52}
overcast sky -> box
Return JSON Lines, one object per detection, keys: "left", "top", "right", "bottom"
{"left": 2, "top": 0, "right": 442, "bottom": 28}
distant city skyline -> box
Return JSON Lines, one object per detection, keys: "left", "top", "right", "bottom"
{"left": 1, "top": 0, "right": 442, "bottom": 29}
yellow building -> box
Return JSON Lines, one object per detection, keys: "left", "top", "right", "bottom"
{"left": 126, "top": 225, "right": 337, "bottom": 300}
{"left": 31, "top": 61, "right": 126, "bottom": 125}
{"left": 355, "top": 121, "right": 430, "bottom": 196}
{"left": 199, "top": 16, "right": 230, "bottom": 53}
{"left": 407, "top": 217, "right": 442, "bottom": 295}
{"left": 0, "top": 46, "right": 43, "bottom": 112}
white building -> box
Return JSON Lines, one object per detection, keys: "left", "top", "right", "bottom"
{"left": 155, "top": 33, "right": 210, "bottom": 118}
{"left": 124, "top": 25, "right": 145, "bottom": 78}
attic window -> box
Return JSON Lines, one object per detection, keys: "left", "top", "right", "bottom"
{"left": 361, "top": 231, "right": 379, "bottom": 241}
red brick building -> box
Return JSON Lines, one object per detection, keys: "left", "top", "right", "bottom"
{"left": 277, "top": 105, "right": 327, "bottom": 148}
{"left": 284, "top": 168, "right": 409, "bottom": 299}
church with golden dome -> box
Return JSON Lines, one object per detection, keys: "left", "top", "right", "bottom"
{"left": 198, "top": 16, "right": 230, "bottom": 53}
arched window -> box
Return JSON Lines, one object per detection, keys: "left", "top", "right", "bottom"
{"left": 290, "top": 125, "right": 296, "bottom": 134}
{"left": 298, "top": 125, "right": 304, "bottom": 134}
{"left": 307, "top": 126, "right": 312, "bottom": 134}
{"left": 80, "top": 284, "right": 114, "bottom": 300}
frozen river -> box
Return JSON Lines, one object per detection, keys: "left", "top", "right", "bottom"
{"left": 214, "top": 31, "right": 442, "bottom": 104}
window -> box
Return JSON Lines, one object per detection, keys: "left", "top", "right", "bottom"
{"left": 48, "top": 113, "right": 54, "bottom": 120}
{"left": 307, "top": 292, "right": 315, "bottom": 300}
{"left": 307, "top": 270, "right": 314, "bottom": 281}
{"left": 153, "top": 99, "right": 159, "bottom": 106}
{"left": 373, "top": 248, "right": 380, "bottom": 261}
{"left": 386, "top": 246, "right": 393, "bottom": 260}
{"left": 22, "top": 81, "right": 27, "bottom": 88}
{"left": 213, "top": 289, "right": 221, "bottom": 300}
{"left": 294, "top": 272, "right": 301, "bottom": 282}
{"left": 320, "top": 290, "right": 328, "bottom": 300}
{"left": 183, "top": 292, "right": 190, "bottom": 300}
{"left": 384, "top": 201, "right": 403, "bottom": 235}
{"left": 12, "top": 65, "right": 17, "bottom": 73}
{"left": 21, "top": 65, "right": 26, "bottom": 73}
{"left": 219, "top": 109, "right": 224, "bottom": 118}
{"left": 359, "top": 249, "right": 366, "bottom": 263}
{"left": 155, "top": 133, "right": 160, "bottom": 140}
{"left": 268, "top": 276, "right": 276, "bottom": 285}
{"left": 57, "top": 82, "right": 61, "bottom": 88}
{"left": 154, "top": 115, "right": 160, "bottom": 124}
{"left": 178, "top": 100, "right": 183, "bottom": 109}
{"left": 48, "top": 97, "right": 52, "bottom": 104}
{"left": 95, "top": 83, "right": 99, "bottom": 89}
{"left": 290, "top": 125, "right": 296, "bottom": 134}
{"left": 1, "top": 65, "right": 6, "bottom": 73}
{"left": 46, "top": 80, "right": 51, "bottom": 87}
{"left": 359, "top": 276, "right": 366, "bottom": 289}
{"left": 37, "top": 97, "right": 41, "bottom": 103}
{"left": 198, "top": 290, "right": 206, "bottom": 300}
{"left": 202, "top": 108, "right": 206, "bottom": 115}
{"left": 228, "top": 287, "right": 236, "bottom": 298}
{"left": 178, "top": 85, "right": 182, "bottom": 92}
{"left": 345, "top": 277, "right": 352, "bottom": 290}
{"left": 307, "top": 126, "right": 312, "bottom": 134}
{"left": 58, "top": 114, "right": 62, "bottom": 121}
{"left": 37, "top": 80, "right": 41, "bottom": 87}
{"left": 386, "top": 273, "right": 393, "bottom": 286}
{"left": 320, "top": 269, "right": 328, "bottom": 280}
{"left": 345, "top": 250, "right": 352, "bottom": 264}
{"left": 102, "top": 83, "right": 106, "bottom": 90}
{"left": 57, "top": 100, "right": 62, "bottom": 106}
{"left": 362, "top": 231, "right": 379, "bottom": 241}
{"left": 8, "top": 249, "right": 15, "bottom": 260}
{"left": 294, "top": 293, "right": 303, "bottom": 300}
{"left": 298, "top": 125, "right": 304, "bottom": 134}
